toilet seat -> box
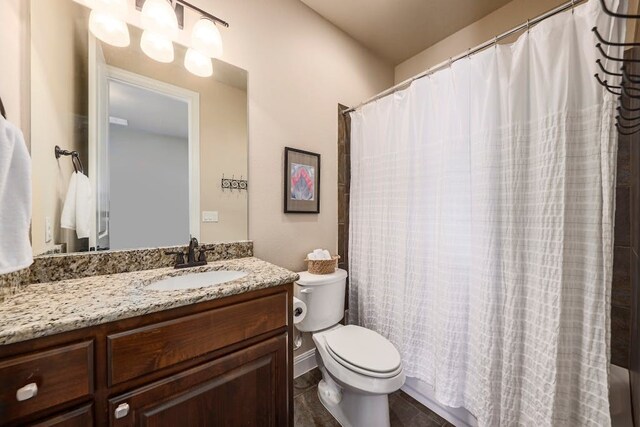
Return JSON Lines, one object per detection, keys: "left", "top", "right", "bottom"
{"left": 313, "top": 325, "right": 405, "bottom": 396}
{"left": 324, "top": 325, "right": 402, "bottom": 379}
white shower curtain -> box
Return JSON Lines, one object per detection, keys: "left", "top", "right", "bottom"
{"left": 349, "top": 1, "right": 624, "bottom": 425}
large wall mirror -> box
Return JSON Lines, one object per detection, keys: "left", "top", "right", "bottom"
{"left": 30, "top": 0, "right": 248, "bottom": 255}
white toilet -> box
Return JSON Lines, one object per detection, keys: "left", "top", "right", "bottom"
{"left": 295, "top": 269, "right": 405, "bottom": 427}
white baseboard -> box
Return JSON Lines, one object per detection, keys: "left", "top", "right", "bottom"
{"left": 294, "top": 348, "right": 318, "bottom": 378}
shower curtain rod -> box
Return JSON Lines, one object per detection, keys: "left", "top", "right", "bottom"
{"left": 342, "top": 0, "right": 586, "bottom": 114}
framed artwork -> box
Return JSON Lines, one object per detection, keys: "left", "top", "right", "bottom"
{"left": 284, "top": 147, "right": 320, "bottom": 213}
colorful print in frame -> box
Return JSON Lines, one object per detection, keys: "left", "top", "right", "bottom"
{"left": 284, "top": 147, "right": 320, "bottom": 213}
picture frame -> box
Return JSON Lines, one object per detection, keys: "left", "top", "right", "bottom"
{"left": 284, "top": 147, "right": 320, "bottom": 213}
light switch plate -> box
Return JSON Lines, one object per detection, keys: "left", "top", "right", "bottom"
{"left": 202, "top": 211, "right": 219, "bottom": 223}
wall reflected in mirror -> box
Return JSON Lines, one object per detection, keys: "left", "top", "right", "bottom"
{"left": 30, "top": 0, "right": 248, "bottom": 255}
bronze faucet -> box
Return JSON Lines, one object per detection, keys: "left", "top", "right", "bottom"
{"left": 165, "top": 237, "right": 208, "bottom": 269}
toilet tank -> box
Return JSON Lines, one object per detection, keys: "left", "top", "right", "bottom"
{"left": 294, "top": 269, "right": 348, "bottom": 332}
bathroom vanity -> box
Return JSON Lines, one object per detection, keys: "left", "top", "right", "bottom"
{"left": 0, "top": 254, "right": 297, "bottom": 426}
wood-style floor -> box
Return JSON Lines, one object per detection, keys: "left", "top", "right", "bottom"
{"left": 294, "top": 368, "right": 455, "bottom": 426}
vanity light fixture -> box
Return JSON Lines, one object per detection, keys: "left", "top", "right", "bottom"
{"left": 87, "top": 0, "right": 130, "bottom": 47}
{"left": 140, "top": 0, "right": 179, "bottom": 38}
{"left": 184, "top": 48, "right": 213, "bottom": 77}
{"left": 191, "top": 18, "right": 223, "bottom": 59}
{"left": 92, "top": 0, "right": 230, "bottom": 75}
{"left": 140, "top": 0, "right": 178, "bottom": 63}
{"left": 140, "top": 30, "right": 175, "bottom": 63}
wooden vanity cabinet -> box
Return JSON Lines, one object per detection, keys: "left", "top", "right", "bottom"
{"left": 0, "top": 284, "right": 294, "bottom": 427}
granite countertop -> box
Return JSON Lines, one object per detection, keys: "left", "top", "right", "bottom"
{"left": 0, "top": 257, "right": 299, "bottom": 346}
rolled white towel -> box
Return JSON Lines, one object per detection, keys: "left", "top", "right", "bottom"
{"left": 310, "top": 249, "right": 332, "bottom": 260}
{"left": 307, "top": 252, "right": 317, "bottom": 260}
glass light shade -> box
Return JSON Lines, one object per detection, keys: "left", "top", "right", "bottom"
{"left": 140, "top": 30, "right": 174, "bottom": 63}
{"left": 141, "top": 0, "right": 178, "bottom": 38}
{"left": 89, "top": 9, "right": 130, "bottom": 47}
{"left": 87, "top": 0, "right": 127, "bottom": 19}
{"left": 191, "top": 18, "right": 223, "bottom": 58}
{"left": 184, "top": 48, "right": 213, "bottom": 77}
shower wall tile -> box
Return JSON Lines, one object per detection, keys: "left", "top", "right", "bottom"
{"left": 624, "top": 49, "right": 640, "bottom": 426}
{"left": 338, "top": 184, "right": 347, "bottom": 224}
{"left": 611, "top": 305, "right": 631, "bottom": 367}
{"left": 632, "top": 138, "right": 639, "bottom": 252}
{"left": 613, "top": 247, "right": 631, "bottom": 308}
{"left": 612, "top": 80, "right": 634, "bottom": 369}
{"left": 631, "top": 250, "right": 640, "bottom": 427}
{"left": 616, "top": 187, "right": 631, "bottom": 247}
{"left": 338, "top": 104, "right": 351, "bottom": 310}
{"left": 618, "top": 138, "right": 630, "bottom": 187}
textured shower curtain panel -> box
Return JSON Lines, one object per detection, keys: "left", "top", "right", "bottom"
{"left": 348, "top": 1, "right": 624, "bottom": 425}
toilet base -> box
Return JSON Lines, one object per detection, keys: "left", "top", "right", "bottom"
{"left": 317, "top": 366, "right": 391, "bottom": 427}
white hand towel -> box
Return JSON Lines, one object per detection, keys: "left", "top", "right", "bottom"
{"left": 61, "top": 171, "right": 92, "bottom": 239}
{"left": 74, "top": 173, "right": 91, "bottom": 239}
{"left": 61, "top": 172, "right": 78, "bottom": 230}
{"left": 321, "top": 249, "right": 332, "bottom": 260}
{"left": 0, "top": 116, "right": 33, "bottom": 274}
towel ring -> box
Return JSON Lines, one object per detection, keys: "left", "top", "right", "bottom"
{"left": 55, "top": 145, "right": 84, "bottom": 174}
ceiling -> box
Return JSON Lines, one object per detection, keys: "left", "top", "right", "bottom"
{"left": 109, "top": 81, "right": 189, "bottom": 139}
{"left": 301, "top": 0, "right": 513, "bottom": 65}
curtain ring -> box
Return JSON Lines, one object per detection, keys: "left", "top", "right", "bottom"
{"left": 526, "top": 19, "right": 530, "bottom": 33}
{"left": 448, "top": 57, "right": 453, "bottom": 68}
{"left": 494, "top": 35, "right": 498, "bottom": 48}
{"left": 467, "top": 48, "right": 471, "bottom": 60}
{"left": 571, "top": 0, "right": 575, "bottom": 14}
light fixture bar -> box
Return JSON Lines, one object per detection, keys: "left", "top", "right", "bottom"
{"left": 175, "top": 0, "right": 229, "bottom": 28}
{"left": 135, "top": 0, "right": 228, "bottom": 29}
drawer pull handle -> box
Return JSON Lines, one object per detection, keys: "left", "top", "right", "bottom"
{"left": 115, "top": 403, "right": 130, "bottom": 419}
{"left": 16, "top": 383, "right": 38, "bottom": 401}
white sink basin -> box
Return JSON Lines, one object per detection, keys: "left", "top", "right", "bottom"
{"left": 147, "top": 270, "right": 248, "bottom": 291}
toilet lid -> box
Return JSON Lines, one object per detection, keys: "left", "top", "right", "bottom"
{"left": 324, "top": 325, "right": 402, "bottom": 375}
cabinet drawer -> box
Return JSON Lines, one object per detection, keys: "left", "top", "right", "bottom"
{"left": 0, "top": 341, "right": 94, "bottom": 424}
{"left": 108, "top": 292, "right": 287, "bottom": 385}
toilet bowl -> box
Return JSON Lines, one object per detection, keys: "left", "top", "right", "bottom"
{"left": 295, "top": 269, "right": 405, "bottom": 427}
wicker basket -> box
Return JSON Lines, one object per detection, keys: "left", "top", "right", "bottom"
{"left": 305, "top": 255, "right": 340, "bottom": 275}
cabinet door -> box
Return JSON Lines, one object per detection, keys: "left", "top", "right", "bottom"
{"left": 109, "top": 334, "right": 289, "bottom": 427}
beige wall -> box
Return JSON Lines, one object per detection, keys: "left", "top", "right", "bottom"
{"left": 395, "top": 0, "right": 565, "bottom": 83}
{"left": 102, "top": 32, "right": 249, "bottom": 244}
{"left": 200, "top": 82, "right": 248, "bottom": 243}
{"left": 395, "top": 0, "right": 640, "bottom": 84}
{"left": 182, "top": 0, "right": 393, "bottom": 271}
{"left": 30, "top": 0, "right": 88, "bottom": 255}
